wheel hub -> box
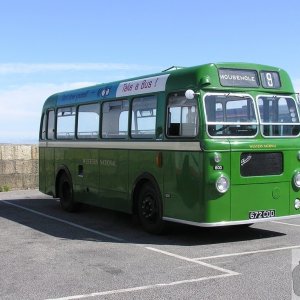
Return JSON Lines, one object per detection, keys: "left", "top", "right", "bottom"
{"left": 141, "top": 196, "right": 155, "bottom": 219}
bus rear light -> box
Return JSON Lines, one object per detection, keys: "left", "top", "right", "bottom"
{"left": 293, "top": 172, "right": 300, "bottom": 188}
{"left": 295, "top": 199, "right": 300, "bottom": 210}
{"left": 216, "top": 175, "right": 230, "bottom": 194}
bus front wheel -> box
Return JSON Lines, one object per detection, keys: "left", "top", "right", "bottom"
{"left": 138, "top": 183, "right": 165, "bottom": 234}
{"left": 58, "top": 173, "right": 78, "bottom": 212}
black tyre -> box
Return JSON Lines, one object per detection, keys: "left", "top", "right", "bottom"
{"left": 58, "top": 173, "right": 78, "bottom": 212}
{"left": 138, "top": 183, "right": 165, "bottom": 234}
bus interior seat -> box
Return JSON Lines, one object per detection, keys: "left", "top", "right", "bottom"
{"left": 181, "top": 123, "right": 196, "bottom": 136}
{"left": 168, "top": 123, "right": 180, "bottom": 136}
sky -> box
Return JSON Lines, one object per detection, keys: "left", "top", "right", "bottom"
{"left": 1, "top": 0, "right": 300, "bottom": 143}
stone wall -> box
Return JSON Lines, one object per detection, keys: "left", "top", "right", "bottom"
{"left": 0, "top": 144, "right": 38, "bottom": 190}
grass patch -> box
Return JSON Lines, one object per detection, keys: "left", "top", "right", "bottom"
{"left": 0, "top": 185, "right": 10, "bottom": 192}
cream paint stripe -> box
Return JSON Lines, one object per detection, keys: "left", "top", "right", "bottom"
{"left": 39, "top": 141, "right": 201, "bottom": 151}
{"left": 1, "top": 201, "right": 124, "bottom": 242}
{"left": 46, "top": 273, "right": 236, "bottom": 300}
{"left": 145, "top": 247, "right": 239, "bottom": 275}
{"left": 193, "top": 245, "right": 300, "bottom": 261}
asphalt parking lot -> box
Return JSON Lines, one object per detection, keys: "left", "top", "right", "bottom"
{"left": 0, "top": 190, "right": 300, "bottom": 300}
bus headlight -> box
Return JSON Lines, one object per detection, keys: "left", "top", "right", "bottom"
{"left": 216, "top": 175, "right": 230, "bottom": 193}
{"left": 293, "top": 172, "right": 300, "bottom": 188}
{"left": 295, "top": 199, "right": 300, "bottom": 210}
{"left": 214, "top": 152, "right": 222, "bottom": 163}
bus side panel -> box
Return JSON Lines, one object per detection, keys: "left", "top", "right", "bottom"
{"left": 72, "top": 148, "right": 100, "bottom": 205}
{"left": 129, "top": 149, "right": 163, "bottom": 208}
{"left": 163, "top": 151, "right": 203, "bottom": 222}
{"left": 44, "top": 147, "right": 55, "bottom": 195}
{"left": 99, "top": 149, "right": 129, "bottom": 213}
{"left": 39, "top": 146, "right": 45, "bottom": 192}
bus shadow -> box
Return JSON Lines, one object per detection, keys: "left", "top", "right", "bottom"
{"left": 0, "top": 197, "right": 286, "bottom": 247}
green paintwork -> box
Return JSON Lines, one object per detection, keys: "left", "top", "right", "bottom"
{"left": 39, "top": 62, "right": 300, "bottom": 226}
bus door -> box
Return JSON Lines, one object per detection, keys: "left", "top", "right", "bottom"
{"left": 99, "top": 100, "right": 129, "bottom": 212}
{"left": 74, "top": 103, "right": 101, "bottom": 204}
{"left": 39, "top": 113, "right": 47, "bottom": 191}
{"left": 74, "top": 148, "right": 100, "bottom": 204}
{"left": 44, "top": 109, "right": 56, "bottom": 194}
{"left": 163, "top": 93, "right": 202, "bottom": 221}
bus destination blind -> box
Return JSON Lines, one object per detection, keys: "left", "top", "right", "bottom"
{"left": 219, "top": 68, "right": 260, "bottom": 88}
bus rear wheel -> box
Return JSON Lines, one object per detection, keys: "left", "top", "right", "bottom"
{"left": 137, "top": 183, "right": 165, "bottom": 234}
{"left": 58, "top": 173, "right": 78, "bottom": 212}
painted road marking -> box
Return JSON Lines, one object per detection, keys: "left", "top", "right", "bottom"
{"left": 2, "top": 200, "right": 238, "bottom": 274}
{"left": 193, "top": 245, "right": 300, "bottom": 261}
{"left": 2, "top": 199, "right": 240, "bottom": 299}
{"left": 46, "top": 273, "right": 236, "bottom": 300}
{"left": 272, "top": 220, "right": 300, "bottom": 227}
{"left": 146, "top": 247, "right": 239, "bottom": 275}
{"left": 1, "top": 200, "right": 124, "bottom": 242}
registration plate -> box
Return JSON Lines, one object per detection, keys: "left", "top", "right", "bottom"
{"left": 249, "top": 209, "right": 276, "bottom": 219}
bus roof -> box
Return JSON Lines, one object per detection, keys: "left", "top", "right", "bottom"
{"left": 42, "top": 62, "right": 295, "bottom": 110}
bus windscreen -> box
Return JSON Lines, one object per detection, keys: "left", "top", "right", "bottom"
{"left": 257, "top": 96, "right": 300, "bottom": 136}
{"left": 204, "top": 94, "right": 258, "bottom": 137}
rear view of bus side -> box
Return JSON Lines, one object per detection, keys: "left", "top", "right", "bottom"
{"left": 39, "top": 63, "right": 300, "bottom": 233}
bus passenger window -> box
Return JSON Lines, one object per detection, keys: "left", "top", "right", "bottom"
{"left": 167, "top": 94, "right": 198, "bottom": 137}
{"left": 102, "top": 100, "right": 128, "bottom": 139}
{"left": 40, "top": 113, "right": 46, "bottom": 140}
{"left": 131, "top": 96, "right": 157, "bottom": 138}
{"left": 77, "top": 103, "right": 100, "bottom": 139}
{"left": 47, "top": 110, "right": 55, "bottom": 140}
{"left": 57, "top": 107, "right": 76, "bottom": 139}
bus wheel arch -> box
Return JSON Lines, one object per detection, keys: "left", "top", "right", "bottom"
{"left": 132, "top": 173, "right": 165, "bottom": 234}
{"left": 55, "top": 166, "right": 79, "bottom": 212}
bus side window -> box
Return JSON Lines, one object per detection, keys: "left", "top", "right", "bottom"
{"left": 47, "top": 110, "right": 55, "bottom": 140}
{"left": 40, "top": 113, "right": 46, "bottom": 140}
{"left": 102, "top": 100, "right": 129, "bottom": 139}
{"left": 167, "top": 93, "right": 198, "bottom": 137}
{"left": 77, "top": 103, "right": 100, "bottom": 139}
{"left": 57, "top": 107, "right": 76, "bottom": 139}
{"left": 131, "top": 96, "right": 157, "bottom": 139}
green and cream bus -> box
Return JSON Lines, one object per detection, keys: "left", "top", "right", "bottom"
{"left": 39, "top": 62, "right": 300, "bottom": 233}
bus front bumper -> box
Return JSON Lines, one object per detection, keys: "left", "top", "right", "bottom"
{"left": 163, "top": 214, "right": 300, "bottom": 227}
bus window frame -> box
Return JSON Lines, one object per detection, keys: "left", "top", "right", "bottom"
{"left": 56, "top": 106, "right": 76, "bottom": 140}
{"left": 101, "top": 99, "right": 129, "bottom": 140}
{"left": 46, "top": 109, "right": 56, "bottom": 140}
{"left": 76, "top": 102, "right": 101, "bottom": 140}
{"left": 130, "top": 95, "right": 157, "bottom": 140}
{"left": 165, "top": 92, "right": 199, "bottom": 139}
{"left": 203, "top": 92, "right": 259, "bottom": 139}
{"left": 40, "top": 112, "right": 46, "bottom": 140}
{"left": 256, "top": 94, "right": 300, "bottom": 139}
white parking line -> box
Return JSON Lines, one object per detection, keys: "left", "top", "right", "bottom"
{"left": 2, "top": 199, "right": 240, "bottom": 300}
{"left": 46, "top": 273, "right": 236, "bottom": 300}
{"left": 1, "top": 200, "right": 124, "bottom": 242}
{"left": 193, "top": 245, "right": 300, "bottom": 261}
{"left": 146, "top": 247, "right": 239, "bottom": 275}
{"left": 272, "top": 221, "right": 300, "bottom": 227}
